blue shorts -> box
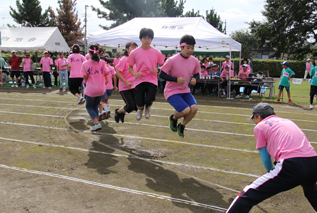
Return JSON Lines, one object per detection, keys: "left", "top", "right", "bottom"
{"left": 101, "top": 91, "right": 108, "bottom": 100}
{"left": 278, "top": 85, "right": 290, "bottom": 91}
{"left": 106, "top": 89, "right": 113, "bottom": 97}
{"left": 167, "top": 93, "right": 197, "bottom": 112}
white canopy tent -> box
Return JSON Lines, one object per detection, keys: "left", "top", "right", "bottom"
{"left": 88, "top": 17, "right": 241, "bottom": 52}
{"left": 0, "top": 27, "right": 69, "bottom": 52}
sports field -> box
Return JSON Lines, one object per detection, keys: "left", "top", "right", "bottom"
{"left": 0, "top": 88, "right": 316, "bottom": 213}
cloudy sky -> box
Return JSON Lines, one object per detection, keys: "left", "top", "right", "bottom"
{"left": 1, "top": 0, "right": 266, "bottom": 35}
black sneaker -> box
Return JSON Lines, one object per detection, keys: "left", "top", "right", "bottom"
{"left": 120, "top": 113, "right": 125, "bottom": 123}
{"left": 169, "top": 115, "right": 177, "bottom": 132}
{"left": 114, "top": 109, "right": 120, "bottom": 123}
{"left": 177, "top": 123, "right": 185, "bottom": 138}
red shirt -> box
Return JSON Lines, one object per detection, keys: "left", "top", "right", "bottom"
{"left": 9, "top": 56, "right": 22, "bottom": 71}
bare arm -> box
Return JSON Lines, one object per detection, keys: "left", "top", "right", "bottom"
{"left": 129, "top": 64, "right": 142, "bottom": 79}
{"left": 116, "top": 70, "right": 132, "bottom": 88}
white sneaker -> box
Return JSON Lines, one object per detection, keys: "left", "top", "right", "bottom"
{"left": 136, "top": 109, "right": 143, "bottom": 120}
{"left": 310, "top": 105, "right": 314, "bottom": 109}
{"left": 77, "top": 96, "right": 85, "bottom": 105}
{"left": 48, "top": 87, "right": 52, "bottom": 89}
{"left": 43, "top": 86, "right": 46, "bottom": 89}
{"left": 33, "top": 84, "right": 36, "bottom": 89}
{"left": 26, "top": 85, "right": 29, "bottom": 89}
{"left": 245, "top": 95, "right": 249, "bottom": 99}
{"left": 145, "top": 106, "right": 152, "bottom": 119}
{"left": 235, "top": 94, "right": 242, "bottom": 98}
{"left": 316, "top": 105, "right": 317, "bottom": 109}
{"left": 11, "top": 84, "right": 15, "bottom": 87}
{"left": 15, "top": 85, "right": 18, "bottom": 87}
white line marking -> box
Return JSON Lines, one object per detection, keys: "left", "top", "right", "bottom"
{"left": 0, "top": 137, "right": 258, "bottom": 178}
{"left": 0, "top": 110, "right": 63, "bottom": 118}
{"left": 0, "top": 164, "right": 227, "bottom": 212}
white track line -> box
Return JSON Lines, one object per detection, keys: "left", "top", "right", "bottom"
{"left": 0, "top": 110, "right": 63, "bottom": 118}
{"left": 0, "top": 137, "right": 258, "bottom": 178}
{"left": 0, "top": 164, "right": 227, "bottom": 212}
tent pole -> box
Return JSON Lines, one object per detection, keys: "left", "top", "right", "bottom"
{"left": 239, "top": 51, "right": 241, "bottom": 71}
{"left": 227, "top": 45, "right": 233, "bottom": 100}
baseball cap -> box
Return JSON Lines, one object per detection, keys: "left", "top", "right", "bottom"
{"left": 242, "top": 64, "right": 248, "bottom": 67}
{"left": 11, "top": 50, "right": 16, "bottom": 53}
{"left": 225, "top": 55, "right": 230, "bottom": 58}
{"left": 281, "top": 61, "right": 289, "bottom": 66}
{"left": 211, "top": 64, "right": 219, "bottom": 67}
{"left": 44, "top": 51, "right": 48, "bottom": 54}
{"left": 249, "top": 102, "right": 275, "bottom": 120}
{"left": 225, "top": 64, "right": 230, "bottom": 68}
{"left": 307, "top": 58, "right": 310, "bottom": 61}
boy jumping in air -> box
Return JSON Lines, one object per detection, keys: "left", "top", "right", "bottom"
{"left": 129, "top": 28, "right": 165, "bottom": 120}
{"left": 159, "top": 35, "right": 201, "bottom": 138}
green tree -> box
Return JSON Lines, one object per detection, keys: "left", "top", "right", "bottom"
{"left": 56, "top": 0, "right": 83, "bottom": 47}
{"left": 230, "top": 29, "right": 258, "bottom": 58}
{"left": 249, "top": 0, "right": 317, "bottom": 60}
{"left": 205, "top": 9, "right": 225, "bottom": 33}
{"left": 9, "top": 0, "right": 55, "bottom": 27}
{"left": 92, "top": 0, "right": 185, "bottom": 29}
{"left": 181, "top": 9, "right": 202, "bottom": 17}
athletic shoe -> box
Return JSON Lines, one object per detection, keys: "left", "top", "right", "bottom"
{"left": 114, "top": 109, "right": 120, "bottom": 123}
{"left": 120, "top": 112, "right": 125, "bottom": 123}
{"left": 90, "top": 123, "right": 102, "bottom": 131}
{"left": 288, "top": 100, "right": 293, "bottom": 104}
{"left": 220, "top": 94, "right": 226, "bottom": 98}
{"left": 60, "top": 88, "right": 63, "bottom": 91}
{"left": 245, "top": 95, "right": 249, "bottom": 99}
{"left": 277, "top": 99, "right": 280, "bottom": 103}
{"left": 177, "top": 123, "right": 185, "bottom": 138}
{"left": 169, "top": 115, "right": 177, "bottom": 132}
{"left": 26, "top": 85, "right": 29, "bottom": 89}
{"left": 77, "top": 96, "right": 85, "bottom": 105}
{"left": 11, "top": 85, "right": 15, "bottom": 87}
{"left": 136, "top": 109, "right": 143, "bottom": 120}
{"left": 33, "top": 84, "right": 36, "bottom": 89}
{"left": 98, "top": 112, "right": 103, "bottom": 121}
{"left": 43, "top": 86, "right": 46, "bottom": 89}
{"left": 101, "top": 110, "right": 108, "bottom": 120}
{"left": 106, "top": 109, "right": 111, "bottom": 119}
{"left": 48, "top": 87, "right": 52, "bottom": 89}
{"left": 235, "top": 94, "right": 242, "bottom": 98}
{"left": 310, "top": 104, "right": 314, "bottom": 109}
{"left": 15, "top": 85, "right": 18, "bottom": 87}
{"left": 145, "top": 106, "right": 151, "bottom": 119}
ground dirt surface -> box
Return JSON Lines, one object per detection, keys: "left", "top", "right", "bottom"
{"left": 0, "top": 87, "right": 316, "bottom": 213}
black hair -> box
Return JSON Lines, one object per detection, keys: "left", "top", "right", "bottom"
{"left": 208, "top": 57, "right": 213, "bottom": 61}
{"left": 139, "top": 28, "right": 154, "bottom": 40}
{"left": 124, "top": 42, "right": 138, "bottom": 56}
{"left": 242, "top": 58, "right": 248, "bottom": 64}
{"left": 313, "top": 57, "right": 317, "bottom": 66}
{"left": 254, "top": 111, "right": 275, "bottom": 120}
{"left": 201, "top": 65, "right": 206, "bottom": 69}
{"left": 201, "top": 57, "right": 207, "bottom": 64}
{"left": 180, "top": 35, "right": 196, "bottom": 46}
{"left": 72, "top": 44, "right": 80, "bottom": 53}
{"left": 89, "top": 44, "right": 100, "bottom": 62}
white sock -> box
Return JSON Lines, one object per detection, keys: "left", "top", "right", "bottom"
{"left": 106, "top": 104, "right": 110, "bottom": 110}
{"left": 102, "top": 104, "right": 108, "bottom": 111}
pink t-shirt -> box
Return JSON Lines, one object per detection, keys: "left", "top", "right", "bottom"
{"left": 201, "top": 70, "right": 209, "bottom": 77}
{"left": 221, "top": 61, "right": 234, "bottom": 71}
{"left": 116, "top": 56, "right": 136, "bottom": 91}
{"left": 80, "top": 59, "right": 108, "bottom": 97}
{"left": 161, "top": 54, "right": 201, "bottom": 100}
{"left": 113, "top": 58, "right": 120, "bottom": 67}
{"left": 203, "top": 63, "right": 209, "bottom": 69}
{"left": 239, "top": 64, "right": 251, "bottom": 73}
{"left": 255, "top": 115, "right": 317, "bottom": 162}
{"left": 306, "top": 62, "right": 311, "bottom": 71}
{"left": 68, "top": 53, "right": 86, "bottom": 78}
{"left": 22, "top": 58, "right": 32, "bottom": 72}
{"left": 105, "top": 65, "right": 115, "bottom": 90}
{"left": 220, "top": 70, "right": 234, "bottom": 80}
{"left": 40, "top": 57, "right": 53, "bottom": 72}
{"left": 238, "top": 70, "right": 250, "bottom": 81}
{"left": 129, "top": 47, "right": 165, "bottom": 87}
{"left": 56, "top": 58, "right": 68, "bottom": 70}
{"left": 85, "top": 53, "right": 90, "bottom": 61}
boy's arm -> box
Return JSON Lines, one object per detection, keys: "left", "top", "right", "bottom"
{"left": 116, "top": 69, "right": 132, "bottom": 88}
{"left": 159, "top": 70, "right": 185, "bottom": 84}
{"left": 129, "top": 64, "right": 141, "bottom": 78}
{"left": 258, "top": 147, "right": 273, "bottom": 172}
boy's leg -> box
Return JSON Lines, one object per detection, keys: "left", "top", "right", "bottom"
{"left": 144, "top": 83, "right": 157, "bottom": 119}
{"left": 134, "top": 83, "right": 146, "bottom": 109}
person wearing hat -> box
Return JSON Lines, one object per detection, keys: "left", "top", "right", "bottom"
{"left": 234, "top": 64, "right": 251, "bottom": 98}
{"left": 22, "top": 52, "right": 36, "bottom": 89}
{"left": 277, "top": 61, "right": 295, "bottom": 103}
{"left": 227, "top": 102, "right": 317, "bottom": 212}
{"left": 238, "top": 58, "right": 251, "bottom": 73}
{"left": 221, "top": 55, "right": 234, "bottom": 72}
{"left": 39, "top": 51, "right": 53, "bottom": 89}
{"left": 9, "top": 50, "right": 22, "bottom": 87}
{"left": 304, "top": 58, "right": 312, "bottom": 80}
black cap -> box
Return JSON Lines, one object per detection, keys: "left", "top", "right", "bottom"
{"left": 250, "top": 102, "right": 275, "bottom": 120}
